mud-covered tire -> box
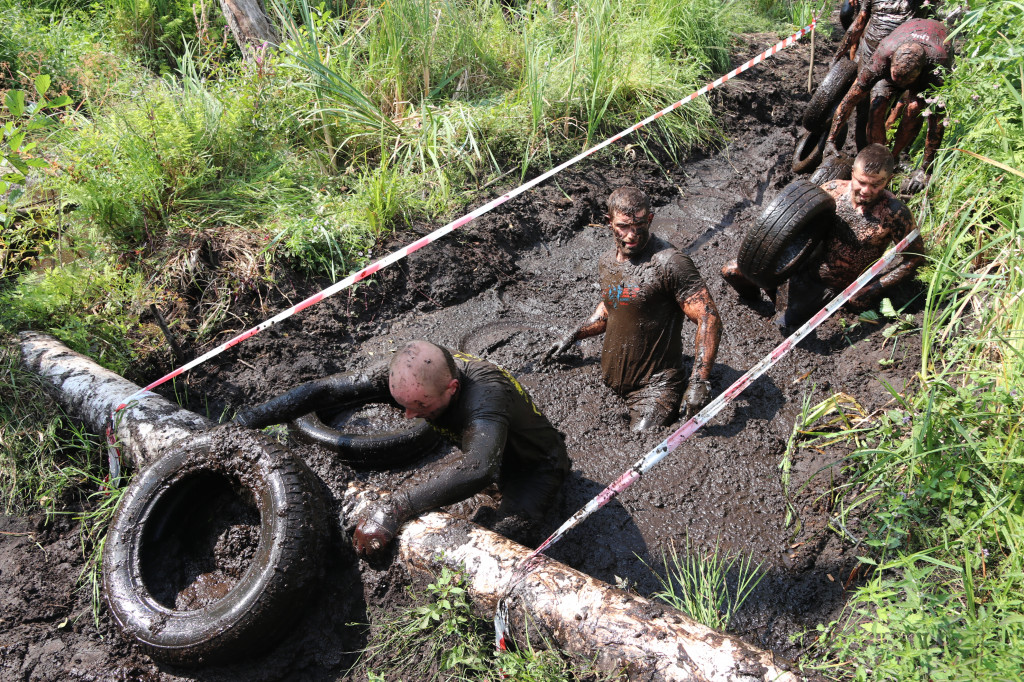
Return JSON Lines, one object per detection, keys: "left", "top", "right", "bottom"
{"left": 103, "top": 426, "right": 329, "bottom": 667}
{"left": 289, "top": 411, "right": 438, "bottom": 469}
{"left": 792, "top": 122, "right": 848, "bottom": 174}
{"left": 810, "top": 156, "right": 854, "bottom": 185}
{"left": 737, "top": 179, "right": 836, "bottom": 289}
{"left": 802, "top": 58, "right": 858, "bottom": 132}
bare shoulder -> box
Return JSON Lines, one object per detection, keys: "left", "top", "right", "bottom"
{"left": 875, "top": 190, "right": 916, "bottom": 234}
{"left": 823, "top": 179, "right": 849, "bottom": 200}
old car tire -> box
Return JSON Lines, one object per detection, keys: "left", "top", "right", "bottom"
{"left": 289, "top": 410, "right": 438, "bottom": 469}
{"left": 103, "top": 426, "right": 329, "bottom": 666}
{"left": 737, "top": 179, "right": 836, "bottom": 289}
{"left": 810, "top": 156, "right": 854, "bottom": 185}
{"left": 803, "top": 57, "right": 858, "bottom": 132}
{"left": 792, "top": 121, "right": 848, "bottom": 174}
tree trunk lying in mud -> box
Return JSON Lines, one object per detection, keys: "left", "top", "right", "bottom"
{"left": 19, "top": 331, "right": 797, "bottom": 682}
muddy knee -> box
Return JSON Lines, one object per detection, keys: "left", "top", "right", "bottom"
{"left": 720, "top": 260, "right": 762, "bottom": 301}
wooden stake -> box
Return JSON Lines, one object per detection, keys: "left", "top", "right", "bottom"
{"left": 808, "top": 17, "right": 816, "bottom": 93}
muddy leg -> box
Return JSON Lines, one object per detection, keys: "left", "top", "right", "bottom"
{"left": 890, "top": 96, "right": 925, "bottom": 159}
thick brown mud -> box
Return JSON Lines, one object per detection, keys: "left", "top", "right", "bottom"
{"left": 1, "top": 22, "right": 924, "bottom": 681}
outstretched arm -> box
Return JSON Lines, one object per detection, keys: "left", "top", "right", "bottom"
{"left": 834, "top": 3, "right": 870, "bottom": 63}
{"left": 353, "top": 419, "right": 506, "bottom": 556}
{"left": 233, "top": 370, "right": 388, "bottom": 429}
{"left": 826, "top": 77, "right": 872, "bottom": 156}
{"left": 542, "top": 301, "right": 608, "bottom": 364}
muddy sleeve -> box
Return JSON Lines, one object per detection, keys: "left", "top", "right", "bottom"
{"left": 398, "top": 418, "right": 507, "bottom": 517}
{"left": 665, "top": 252, "right": 707, "bottom": 307}
{"left": 233, "top": 367, "right": 391, "bottom": 428}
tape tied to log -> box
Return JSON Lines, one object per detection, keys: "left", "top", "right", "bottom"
{"left": 110, "top": 19, "right": 818, "bottom": 418}
{"left": 494, "top": 226, "right": 922, "bottom": 650}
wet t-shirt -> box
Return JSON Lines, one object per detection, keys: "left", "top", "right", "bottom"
{"left": 857, "top": 0, "right": 929, "bottom": 63}
{"left": 858, "top": 18, "right": 951, "bottom": 93}
{"left": 427, "top": 352, "right": 567, "bottom": 470}
{"left": 599, "top": 235, "right": 705, "bottom": 396}
{"left": 814, "top": 180, "right": 914, "bottom": 289}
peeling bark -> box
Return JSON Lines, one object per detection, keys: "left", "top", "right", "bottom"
{"left": 219, "top": 0, "right": 279, "bottom": 55}
{"left": 19, "top": 333, "right": 799, "bottom": 682}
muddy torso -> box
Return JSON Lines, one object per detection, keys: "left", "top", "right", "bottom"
{"left": 427, "top": 353, "right": 565, "bottom": 467}
{"left": 857, "top": 0, "right": 929, "bottom": 64}
{"left": 860, "top": 18, "right": 952, "bottom": 93}
{"left": 814, "top": 180, "right": 915, "bottom": 288}
{"left": 598, "top": 235, "right": 705, "bottom": 396}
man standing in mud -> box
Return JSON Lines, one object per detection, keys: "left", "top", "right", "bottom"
{"left": 235, "top": 340, "right": 569, "bottom": 557}
{"left": 543, "top": 186, "right": 722, "bottom": 431}
{"left": 721, "top": 144, "right": 923, "bottom": 329}
{"left": 824, "top": 18, "right": 953, "bottom": 194}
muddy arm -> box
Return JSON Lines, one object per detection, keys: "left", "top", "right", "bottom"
{"left": 828, "top": 77, "right": 873, "bottom": 150}
{"left": 921, "top": 106, "right": 945, "bottom": 176}
{"left": 233, "top": 371, "right": 389, "bottom": 428}
{"left": 543, "top": 302, "right": 607, "bottom": 364}
{"left": 681, "top": 288, "right": 721, "bottom": 384}
{"left": 394, "top": 418, "right": 506, "bottom": 517}
{"left": 835, "top": 4, "right": 870, "bottom": 62}
{"left": 575, "top": 301, "right": 609, "bottom": 339}
{"left": 854, "top": 207, "right": 923, "bottom": 302}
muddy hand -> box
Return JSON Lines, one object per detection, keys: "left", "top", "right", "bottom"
{"left": 822, "top": 140, "right": 840, "bottom": 161}
{"left": 683, "top": 380, "right": 711, "bottom": 419}
{"left": 353, "top": 502, "right": 401, "bottom": 557}
{"left": 541, "top": 332, "right": 576, "bottom": 366}
{"left": 900, "top": 169, "right": 930, "bottom": 195}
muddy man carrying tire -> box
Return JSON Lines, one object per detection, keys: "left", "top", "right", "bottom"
{"left": 722, "top": 144, "right": 924, "bottom": 329}
{"left": 236, "top": 339, "right": 569, "bottom": 556}
{"left": 824, "top": 18, "right": 953, "bottom": 194}
{"left": 543, "top": 187, "right": 723, "bottom": 432}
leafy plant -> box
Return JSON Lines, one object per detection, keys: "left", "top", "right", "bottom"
{"left": 2, "top": 74, "right": 71, "bottom": 230}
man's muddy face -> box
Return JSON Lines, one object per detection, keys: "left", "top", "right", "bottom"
{"left": 390, "top": 377, "right": 456, "bottom": 420}
{"left": 609, "top": 209, "right": 652, "bottom": 259}
{"left": 850, "top": 165, "right": 890, "bottom": 208}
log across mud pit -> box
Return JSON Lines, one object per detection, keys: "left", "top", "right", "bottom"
{"left": 2, "top": 28, "right": 924, "bottom": 682}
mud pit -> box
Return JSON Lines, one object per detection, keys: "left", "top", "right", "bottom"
{"left": 1, "top": 24, "right": 925, "bottom": 681}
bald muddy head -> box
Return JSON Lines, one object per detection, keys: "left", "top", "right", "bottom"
{"left": 891, "top": 42, "right": 926, "bottom": 88}
{"left": 388, "top": 340, "right": 458, "bottom": 419}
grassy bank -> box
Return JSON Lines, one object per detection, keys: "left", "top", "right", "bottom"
{"left": 801, "top": 2, "right": 1024, "bottom": 678}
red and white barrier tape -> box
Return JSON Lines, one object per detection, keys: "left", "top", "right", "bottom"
{"left": 111, "top": 19, "right": 816, "bottom": 415}
{"left": 494, "top": 226, "right": 922, "bottom": 649}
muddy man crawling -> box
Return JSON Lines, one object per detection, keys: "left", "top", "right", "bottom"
{"left": 722, "top": 144, "right": 923, "bottom": 328}
{"left": 544, "top": 186, "right": 723, "bottom": 431}
{"left": 235, "top": 340, "right": 568, "bottom": 556}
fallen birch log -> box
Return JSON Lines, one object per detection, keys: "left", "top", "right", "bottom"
{"left": 19, "top": 332, "right": 799, "bottom": 682}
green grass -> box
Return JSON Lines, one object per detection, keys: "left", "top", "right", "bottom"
{"left": 644, "top": 537, "right": 765, "bottom": 632}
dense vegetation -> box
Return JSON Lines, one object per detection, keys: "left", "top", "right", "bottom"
{"left": 2, "top": 0, "right": 1022, "bottom": 679}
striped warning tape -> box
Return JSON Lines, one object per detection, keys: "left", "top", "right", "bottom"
{"left": 110, "top": 19, "right": 816, "bottom": 414}
{"left": 494, "top": 226, "right": 923, "bottom": 648}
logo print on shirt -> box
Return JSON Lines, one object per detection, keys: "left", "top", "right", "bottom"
{"left": 606, "top": 284, "right": 640, "bottom": 308}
